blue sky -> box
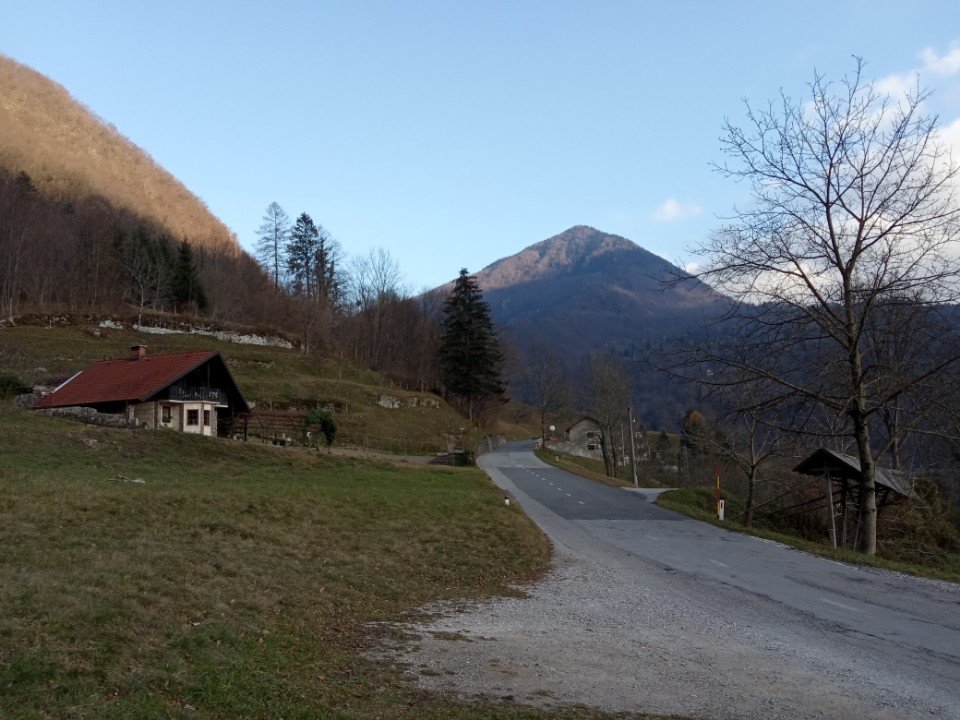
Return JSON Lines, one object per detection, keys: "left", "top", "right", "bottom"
{"left": 3, "top": 1, "right": 960, "bottom": 290}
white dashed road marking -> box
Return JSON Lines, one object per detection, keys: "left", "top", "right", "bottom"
{"left": 821, "top": 598, "right": 861, "bottom": 613}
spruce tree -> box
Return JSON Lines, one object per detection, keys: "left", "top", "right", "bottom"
{"left": 286, "top": 212, "right": 320, "bottom": 298}
{"left": 286, "top": 212, "right": 337, "bottom": 303}
{"left": 171, "top": 240, "right": 207, "bottom": 312}
{"left": 439, "top": 269, "right": 504, "bottom": 421}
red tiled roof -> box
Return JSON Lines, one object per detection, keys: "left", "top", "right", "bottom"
{"left": 35, "top": 350, "right": 219, "bottom": 409}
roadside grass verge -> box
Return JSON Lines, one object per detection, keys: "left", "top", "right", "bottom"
{"left": 657, "top": 487, "right": 960, "bottom": 584}
{"left": 0, "top": 405, "right": 669, "bottom": 719}
{"left": 536, "top": 449, "right": 662, "bottom": 489}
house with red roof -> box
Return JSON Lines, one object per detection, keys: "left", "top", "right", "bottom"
{"left": 35, "top": 345, "right": 250, "bottom": 437}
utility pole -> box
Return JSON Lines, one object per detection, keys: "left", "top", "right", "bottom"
{"left": 627, "top": 406, "right": 638, "bottom": 488}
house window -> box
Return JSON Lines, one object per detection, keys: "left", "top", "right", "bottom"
{"left": 203, "top": 410, "right": 211, "bottom": 427}
{"left": 187, "top": 409, "right": 199, "bottom": 426}
{"left": 587, "top": 443, "right": 598, "bottom": 451}
{"left": 161, "top": 406, "right": 172, "bottom": 423}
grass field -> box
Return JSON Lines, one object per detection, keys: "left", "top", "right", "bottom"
{"left": 0, "top": 404, "right": 660, "bottom": 719}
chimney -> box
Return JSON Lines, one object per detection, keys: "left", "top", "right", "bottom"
{"left": 130, "top": 345, "right": 147, "bottom": 361}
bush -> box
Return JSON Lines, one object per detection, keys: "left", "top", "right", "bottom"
{"left": 304, "top": 409, "right": 337, "bottom": 447}
{"left": 0, "top": 373, "right": 30, "bottom": 398}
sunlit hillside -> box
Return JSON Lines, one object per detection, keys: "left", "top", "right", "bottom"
{"left": 0, "top": 54, "right": 236, "bottom": 250}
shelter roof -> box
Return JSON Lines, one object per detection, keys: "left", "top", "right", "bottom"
{"left": 793, "top": 448, "right": 914, "bottom": 497}
{"left": 35, "top": 350, "right": 222, "bottom": 409}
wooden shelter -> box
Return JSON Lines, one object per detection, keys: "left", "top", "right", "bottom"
{"left": 793, "top": 448, "right": 914, "bottom": 548}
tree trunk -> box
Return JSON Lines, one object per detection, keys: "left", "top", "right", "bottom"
{"left": 744, "top": 467, "right": 757, "bottom": 529}
{"left": 599, "top": 431, "right": 613, "bottom": 477}
{"left": 852, "top": 409, "right": 878, "bottom": 555}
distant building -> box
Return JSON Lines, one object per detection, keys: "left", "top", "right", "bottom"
{"left": 547, "top": 416, "right": 604, "bottom": 460}
{"left": 34, "top": 345, "right": 249, "bottom": 437}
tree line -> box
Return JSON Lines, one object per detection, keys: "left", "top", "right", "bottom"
{"left": 0, "top": 167, "right": 281, "bottom": 326}
{"left": 254, "top": 205, "right": 507, "bottom": 416}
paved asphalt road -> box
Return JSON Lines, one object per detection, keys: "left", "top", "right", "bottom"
{"left": 444, "top": 440, "right": 960, "bottom": 718}
{"left": 496, "top": 443, "right": 960, "bottom": 660}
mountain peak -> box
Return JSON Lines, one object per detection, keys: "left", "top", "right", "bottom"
{"left": 478, "top": 226, "right": 662, "bottom": 291}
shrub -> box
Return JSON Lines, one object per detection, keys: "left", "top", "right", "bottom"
{"left": 0, "top": 373, "right": 30, "bottom": 398}
{"left": 304, "top": 409, "right": 337, "bottom": 447}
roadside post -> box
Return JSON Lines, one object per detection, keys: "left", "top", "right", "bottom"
{"left": 715, "top": 463, "right": 724, "bottom": 520}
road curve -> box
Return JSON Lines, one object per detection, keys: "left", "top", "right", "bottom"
{"left": 401, "top": 441, "right": 960, "bottom": 720}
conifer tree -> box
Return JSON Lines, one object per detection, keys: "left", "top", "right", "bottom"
{"left": 286, "top": 212, "right": 320, "bottom": 298}
{"left": 285, "top": 212, "right": 338, "bottom": 303}
{"left": 439, "top": 269, "right": 504, "bottom": 421}
{"left": 171, "top": 239, "right": 207, "bottom": 312}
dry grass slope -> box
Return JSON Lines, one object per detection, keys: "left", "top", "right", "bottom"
{"left": 0, "top": 54, "right": 237, "bottom": 250}
{"left": 0, "top": 323, "right": 478, "bottom": 453}
{"left": 0, "top": 404, "right": 587, "bottom": 719}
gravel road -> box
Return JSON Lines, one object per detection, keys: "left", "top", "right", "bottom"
{"left": 391, "top": 442, "right": 960, "bottom": 720}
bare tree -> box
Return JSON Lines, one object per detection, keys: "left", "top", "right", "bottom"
{"left": 525, "top": 339, "right": 569, "bottom": 444}
{"left": 586, "top": 354, "right": 630, "bottom": 478}
{"left": 347, "top": 248, "right": 405, "bottom": 368}
{"left": 255, "top": 202, "right": 290, "bottom": 291}
{"left": 689, "top": 60, "right": 960, "bottom": 554}
{"left": 706, "top": 396, "right": 781, "bottom": 528}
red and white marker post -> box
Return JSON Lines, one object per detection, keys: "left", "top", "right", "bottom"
{"left": 715, "top": 463, "right": 724, "bottom": 521}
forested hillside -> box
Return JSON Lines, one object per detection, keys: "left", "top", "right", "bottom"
{"left": 0, "top": 58, "right": 453, "bottom": 404}
{"left": 0, "top": 54, "right": 234, "bottom": 247}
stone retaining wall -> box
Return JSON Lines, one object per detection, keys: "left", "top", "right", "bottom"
{"left": 37, "top": 405, "right": 143, "bottom": 429}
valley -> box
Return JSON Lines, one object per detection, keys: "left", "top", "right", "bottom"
{"left": 4, "top": 31, "right": 960, "bottom": 720}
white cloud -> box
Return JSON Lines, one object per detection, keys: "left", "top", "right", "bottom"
{"left": 875, "top": 71, "right": 918, "bottom": 101}
{"left": 874, "top": 40, "right": 960, "bottom": 192}
{"left": 876, "top": 39, "right": 960, "bottom": 103}
{"left": 653, "top": 197, "right": 701, "bottom": 222}
{"left": 941, "top": 116, "right": 960, "bottom": 154}
{"left": 939, "top": 116, "right": 960, "bottom": 197}
{"left": 919, "top": 45, "right": 960, "bottom": 77}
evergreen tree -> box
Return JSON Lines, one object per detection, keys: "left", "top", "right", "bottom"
{"left": 286, "top": 212, "right": 320, "bottom": 298}
{"left": 314, "top": 230, "right": 341, "bottom": 305}
{"left": 286, "top": 211, "right": 340, "bottom": 307}
{"left": 171, "top": 239, "right": 207, "bottom": 312}
{"left": 439, "top": 269, "right": 504, "bottom": 421}
{"left": 255, "top": 201, "right": 290, "bottom": 291}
